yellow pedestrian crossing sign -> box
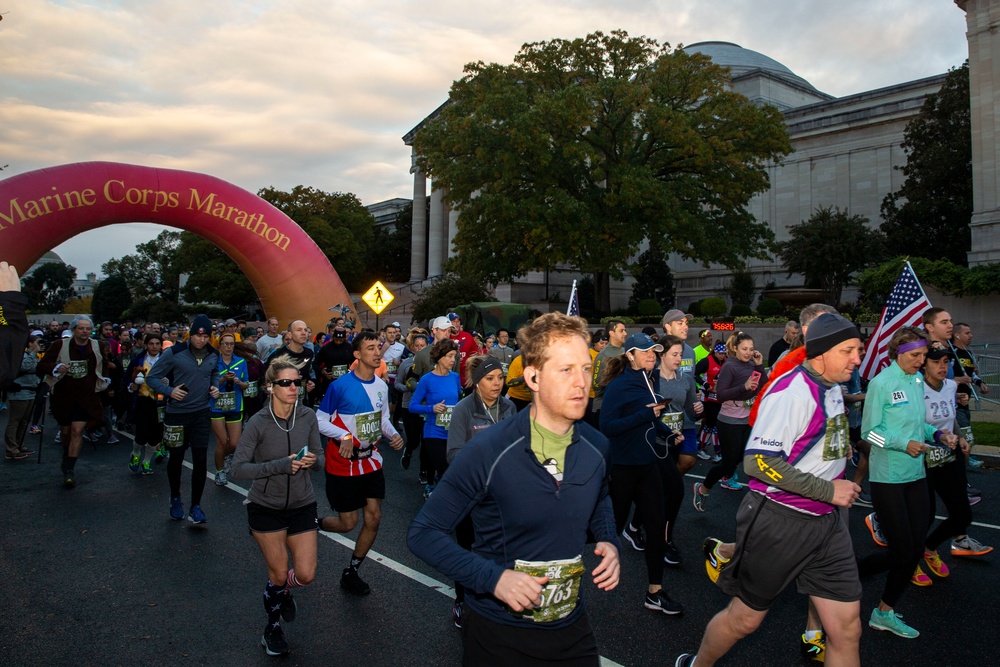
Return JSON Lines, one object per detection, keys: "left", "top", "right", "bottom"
{"left": 362, "top": 281, "right": 394, "bottom": 315}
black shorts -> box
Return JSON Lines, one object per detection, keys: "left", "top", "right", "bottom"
{"left": 325, "top": 469, "right": 386, "bottom": 513}
{"left": 247, "top": 501, "right": 319, "bottom": 536}
{"left": 58, "top": 403, "right": 92, "bottom": 426}
{"left": 162, "top": 409, "right": 211, "bottom": 450}
{"left": 461, "top": 605, "right": 599, "bottom": 667}
{"left": 717, "top": 492, "right": 862, "bottom": 611}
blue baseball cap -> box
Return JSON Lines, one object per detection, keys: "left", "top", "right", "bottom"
{"left": 624, "top": 333, "right": 663, "bottom": 354}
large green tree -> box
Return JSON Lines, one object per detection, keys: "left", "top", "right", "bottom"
{"left": 22, "top": 262, "right": 77, "bottom": 313}
{"left": 628, "top": 240, "right": 675, "bottom": 313}
{"left": 364, "top": 202, "right": 414, "bottom": 284}
{"left": 174, "top": 232, "right": 258, "bottom": 314}
{"left": 411, "top": 274, "right": 495, "bottom": 324}
{"left": 880, "top": 62, "right": 971, "bottom": 266}
{"left": 777, "top": 206, "right": 884, "bottom": 306}
{"left": 91, "top": 274, "right": 133, "bottom": 323}
{"left": 258, "top": 186, "right": 374, "bottom": 292}
{"left": 102, "top": 230, "right": 183, "bottom": 301}
{"left": 414, "top": 30, "right": 791, "bottom": 312}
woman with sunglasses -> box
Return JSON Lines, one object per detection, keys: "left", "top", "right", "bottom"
{"left": 600, "top": 333, "right": 684, "bottom": 616}
{"left": 693, "top": 331, "right": 766, "bottom": 511}
{"left": 230, "top": 361, "right": 323, "bottom": 656}
{"left": 211, "top": 332, "right": 249, "bottom": 486}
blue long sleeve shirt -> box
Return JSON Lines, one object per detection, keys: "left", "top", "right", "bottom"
{"left": 407, "top": 408, "right": 619, "bottom": 629}
{"left": 599, "top": 366, "right": 669, "bottom": 466}
{"left": 409, "top": 370, "right": 462, "bottom": 439}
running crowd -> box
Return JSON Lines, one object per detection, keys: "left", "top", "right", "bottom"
{"left": 1, "top": 262, "right": 995, "bottom": 666}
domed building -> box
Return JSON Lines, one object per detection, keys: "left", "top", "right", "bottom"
{"left": 23, "top": 250, "right": 65, "bottom": 277}
{"left": 683, "top": 41, "right": 833, "bottom": 110}
{"left": 401, "top": 37, "right": 951, "bottom": 308}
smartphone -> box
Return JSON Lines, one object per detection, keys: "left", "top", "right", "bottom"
{"left": 177, "top": 383, "right": 189, "bottom": 392}
{"left": 749, "top": 371, "right": 761, "bottom": 384}
{"left": 657, "top": 398, "right": 673, "bottom": 407}
{"left": 293, "top": 445, "right": 309, "bottom": 460}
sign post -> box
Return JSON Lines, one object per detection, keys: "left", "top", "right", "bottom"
{"left": 361, "top": 281, "right": 394, "bottom": 332}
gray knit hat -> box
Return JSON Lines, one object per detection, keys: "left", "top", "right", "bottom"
{"left": 805, "top": 313, "right": 860, "bottom": 358}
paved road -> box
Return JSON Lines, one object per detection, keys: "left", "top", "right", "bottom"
{"left": 1, "top": 414, "right": 997, "bottom": 666}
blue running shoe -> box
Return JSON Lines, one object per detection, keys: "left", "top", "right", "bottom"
{"left": 128, "top": 454, "right": 140, "bottom": 473}
{"left": 720, "top": 471, "right": 744, "bottom": 491}
{"left": 169, "top": 496, "right": 184, "bottom": 520}
{"left": 141, "top": 461, "right": 153, "bottom": 476}
{"left": 188, "top": 505, "right": 207, "bottom": 525}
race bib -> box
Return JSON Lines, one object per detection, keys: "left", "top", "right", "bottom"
{"left": 67, "top": 360, "right": 88, "bottom": 379}
{"left": 512, "top": 556, "right": 585, "bottom": 623}
{"left": 925, "top": 444, "right": 956, "bottom": 469}
{"left": 742, "top": 396, "right": 756, "bottom": 409}
{"left": 385, "top": 363, "right": 398, "bottom": 376}
{"left": 960, "top": 425, "right": 975, "bottom": 445}
{"left": 354, "top": 410, "right": 382, "bottom": 446}
{"left": 163, "top": 423, "right": 184, "bottom": 448}
{"left": 215, "top": 391, "right": 237, "bottom": 412}
{"left": 891, "top": 390, "right": 908, "bottom": 405}
{"left": 436, "top": 406, "right": 454, "bottom": 430}
{"left": 331, "top": 365, "right": 349, "bottom": 380}
{"left": 244, "top": 381, "right": 258, "bottom": 398}
{"left": 501, "top": 362, "right": 510, "bottom": 376}
{"left": 157, "top": 406, "right": 165, "bottom": 424}
{"left": 660, "top": 411, "right": 684, "bottom": 432}
{"left": 821, "top": 414, "right": 850, "bottom": 461}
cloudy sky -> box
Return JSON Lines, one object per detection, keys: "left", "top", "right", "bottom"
{"left": 1, "top": 0, "right": 970, "bottom": 277}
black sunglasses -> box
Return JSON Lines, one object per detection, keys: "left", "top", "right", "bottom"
{"left": 272, "top": 378, "right": 303, "bottom": 387}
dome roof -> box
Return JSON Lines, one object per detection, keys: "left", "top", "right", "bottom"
{"left": 41, "top": 250, "right": 63, "bottom": 262}
{"left": 683, "top": 41, "right": 820, "bottom": 92}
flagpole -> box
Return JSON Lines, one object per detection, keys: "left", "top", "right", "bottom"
{"left": 905, "top": 260, "right": 930, "bottom": 298}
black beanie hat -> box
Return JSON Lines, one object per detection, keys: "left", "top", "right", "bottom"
{"left": 805, "top": 313, "right": 860, "bottom": 358}
{"left": 190, "top": 314, "right": 213, "bottom": 336}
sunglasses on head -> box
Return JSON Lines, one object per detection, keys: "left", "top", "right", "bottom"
{"left": 272, "top": 378, "right": 303, "bottom": 387}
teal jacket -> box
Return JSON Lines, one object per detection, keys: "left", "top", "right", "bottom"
{"left": 862, "top": 361, "right": 937, "bottom": 484}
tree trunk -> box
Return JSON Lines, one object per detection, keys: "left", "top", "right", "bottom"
{"left": 594, "top": 271, "right": 612, "bottom": 315}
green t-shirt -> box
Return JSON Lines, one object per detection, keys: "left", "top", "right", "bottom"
{"left": 530, "top": 418, "right": 573, "bottom": 482}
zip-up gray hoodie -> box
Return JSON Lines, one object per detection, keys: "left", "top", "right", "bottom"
{"left": 229, "top": 403, "right": 324, "bottom": 510}
{"left": 145, "top": 341, "right": 220, "bottom": 415}
{"left": 446, "top": 392, "right": 517, "bottom": 464}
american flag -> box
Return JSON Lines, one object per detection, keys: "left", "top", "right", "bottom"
{"left": 566, "top": 280, "right": 580, "bottom": 317}
{"left": 859, "top": 262, "right": 932, "bottom": 380}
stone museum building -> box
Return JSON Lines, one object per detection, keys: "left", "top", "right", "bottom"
{"left": 401, "top": 0, "right": 1000, "bottom": 311}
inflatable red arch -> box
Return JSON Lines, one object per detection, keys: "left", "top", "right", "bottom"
{"left": 0, "top": 161, "right": 355, "bottom": 331}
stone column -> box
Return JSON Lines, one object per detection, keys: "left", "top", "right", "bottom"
{"left": 427, "top": 185, "right": 445, "bottom": 277}
{"left": 447, "top": 207, "right": 460, "bottom": 259}
{"left": 409, "top": 155, "right": 427, "bottom": 281}
{"left": 958, "top": 0, "right": 1000, "bottom": 264}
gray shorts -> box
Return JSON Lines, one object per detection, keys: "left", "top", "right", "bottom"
{"left": 717, "top": 492, "right": 862, "bottom": 611}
